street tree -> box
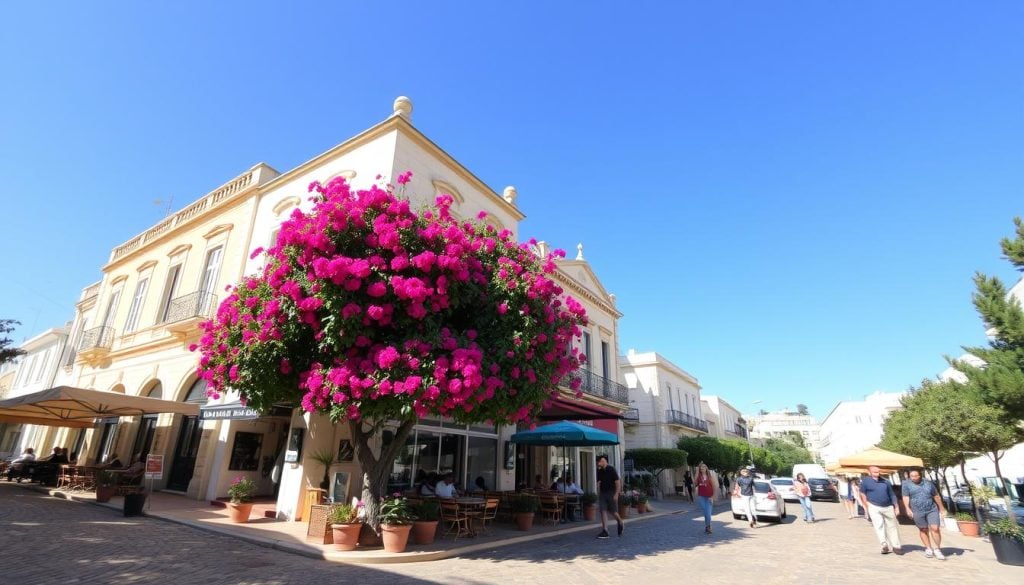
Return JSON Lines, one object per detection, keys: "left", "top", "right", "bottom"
{"left": 0, "top": 319, "right": 24, "bottom": 366}
{"left": 796, "top": 403, "right": 809, "bottom": 416}
{"left": 195, "top": 176, "right": 587, "bottom": 529}
{"left": 625, "top": 448, "right": 688, "bottom": 495}
{"left": 678, "top": 436, "right": 726, "bottom": 471}
{"left": 764, "top": 437, "right": 813, "bottom": 473}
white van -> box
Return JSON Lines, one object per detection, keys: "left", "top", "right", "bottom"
{"left": 791, "top": 464, "right": 829, "bottom": 479}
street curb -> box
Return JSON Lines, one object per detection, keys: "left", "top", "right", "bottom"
{"left": 27, "top": 484, "right": 692, "bottom": 564}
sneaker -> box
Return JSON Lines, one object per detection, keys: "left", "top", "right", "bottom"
{"left": 881, "top": 545, "right": 891, "bottom": 555}
{"left": 597, "top": 530, "right": 609, "bottom": 539}
{"left": 892, "top": 548, "right": 903, "bottom": 556}
{"left": 617, "top": 520, "right": 624, "bottom": 536}
{"left": 924, "top": 549, "right": 933, "bottom": 558}
{"left": 933, "top": 549, "right": 946, "bottom": 560}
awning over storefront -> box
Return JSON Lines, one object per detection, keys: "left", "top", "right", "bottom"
{"left": 0, "top": 385, "right": 200, "bottom": 428}
{"left": 538, "top": 396, "right": 624, "bottom": 421}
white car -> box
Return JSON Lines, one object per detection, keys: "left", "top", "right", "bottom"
{"left": 732, "top": 479, "right": 787, "bottom": 523}
{"left": 769, "top": 477, "right": 800, "bottom": 502}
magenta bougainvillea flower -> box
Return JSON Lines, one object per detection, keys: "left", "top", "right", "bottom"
{"left": 194, "top": 175, "right": 587, "bottom": 427}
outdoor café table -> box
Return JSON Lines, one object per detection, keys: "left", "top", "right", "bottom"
{"left": 456, "top": 497, "right": 487, "bottom": 535}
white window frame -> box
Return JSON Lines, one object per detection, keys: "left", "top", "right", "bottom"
{"left": 157, "top": 262, "right": 183, "bottom": 322}
{"left": 123, "top": 277, "right": 149, "bottom": 333}
{"left": 197, "top": 245, "right": 224, "bottom": 315}
{"left": 103, "top": 287, "right": 123, "bottom": 330}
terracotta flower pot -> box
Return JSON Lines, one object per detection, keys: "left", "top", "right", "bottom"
{"left": 381, "top": 523, "right": 413, "bottom": 553}
{"left": 618, "top": 504, "right": 630, "bottom": 518}
{"left": 515, "top": 512, "right": 535, "bottom": 531}
{"left": 412, "top": 520, "right": 439, "bottom": 545}
{"left": 331, "top": 523, "right": 361, "bottom": 551}
{"left": 227, "top": 502, "right": 253, "bottom": 523}
{"left": 95, "top": 485, "right": 116, "bottom": 503}
{"left": 582, "top": 504, "right": 597, "bottom": 521}
{"left": 957, "top": 520, "right": 980, "bottom": 537}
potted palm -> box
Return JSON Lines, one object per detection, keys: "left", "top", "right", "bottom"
{"left": 226, "top": 476, "right": 257, "bottom": 523}
{"left": 328, "top": 503, "right": 361, "bottom": 551}
{"left": 95, "top": 470, "right": 116, "bottom": 503}
{"left": 511, "top": 494, "right": 540, "bottom": 531}
{"left": 309, "top": 450, "right": 335, "bottom": 491}
{"left": 581, "top": 492, "right": 598, "bottom": 521}
{"left": 985, "top": 517, "right": 1024, "bottom": 566}
{"left": 411, "top": 499, "right": 441, "bottom": 545}
{"left": 378, "top": 494, "right": 416, "bottom": 552}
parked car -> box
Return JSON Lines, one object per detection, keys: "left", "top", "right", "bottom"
{"left": 732, "top": 479, "right": 787, "bottom": 523}
{"left": 807, "top": 478, "right": 839, "bottom": 502}
{"left": 770, "top": 477, "right": 800, "bottom": 502}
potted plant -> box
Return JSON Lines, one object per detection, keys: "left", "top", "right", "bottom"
{"left": 378, "top": 494, "right": 416, "bottom": 552}
{"left": 411, "top": 499, "right": 441, "bottom": 545}
{"left": 226, "top": 476, "right": 257, "bottom": 523}
{"left": 328, "top": 503, "right": 361, "bottom": 551}
{"left": 985, "top": 517, "right": 1024, "bottom": 566}
{"left": 309, "top": 450, "right": 335, "bottom": 492}
{"left": 618, "top": 492, "right": 633, "bottom": 518}
{"left": 95, "top": 470, "right": 116, "bottom": 503}
{"left": 581, "top": 492, "right": 598, "bottom": 521}
{"left": 955, "top": 511, "right": 980, "bottom": 537}
{"left": 635, "top": 493, "right": 650, "bottom": 514}
{"left": 511, "top": 494, "right": 540, "bottom": 531}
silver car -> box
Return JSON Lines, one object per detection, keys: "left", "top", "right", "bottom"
{"left": 732, "top": 479, "right": 788, "bottom": 523}
{"left": 770, "top": 477, "right": 800, "bottom": 502}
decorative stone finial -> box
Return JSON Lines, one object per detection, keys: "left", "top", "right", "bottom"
{"left": 576, "top": 243, "right": 585, "bottom": 261}
{"left": 502, "top": 186, "right": 517, "bottom": 205}
{"left": 609, "top": 293, "right": 617, "bottom": 305}
{"left": 536, "top": 240, "right": 550, "bottom": 258}
{"left": 393, "top": 96, "right": 413, "bottom": 120}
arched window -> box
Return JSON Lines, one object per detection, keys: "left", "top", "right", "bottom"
{"left": 184, "top": 379, "right": 208, "bottom": 403}
{"left": 145, "top": 382, "right": 163, "bottom": 400}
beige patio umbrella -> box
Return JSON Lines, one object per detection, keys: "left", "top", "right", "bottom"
{"left": 0, "top": 385, "right": 200, "bottom": 428}
{"left": 838, "top": 446, "right": 923, "bottom": 469}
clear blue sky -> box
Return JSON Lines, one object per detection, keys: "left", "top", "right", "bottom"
{"left": 2, "top": 2, "right": 1022, "bottom": 419}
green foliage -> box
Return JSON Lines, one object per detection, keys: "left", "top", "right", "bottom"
{"left": 985, "top": 517, "right": 1024, "bottom": 543}
{"left": 762, "top": 438, "right": 813, "bottom": 474}
{"left": 412, "top": 499, "right": 440, "bottom": 521}
{"left": 510, "top": 494, "right": 540, "bottom": 513}
{"left": 378, "top": 495, "right": 416, "bottom": 525}
{"left": 329, "top": 503, "right": 360, "bottom": 524}
{"left": 581, "top": 492, "right": 598, "bottom": 506}
{"left": 0, "top": 319, "right": 24, "bottom": 366}
{"left": 955, "top": 511, "right": 977, "bottom": 522}
{"left": 796, "top": 404, "right": 809, "bottom": 416}
{"left": 625, "top": 448, "right": 688, "bottom": 478}
{"left": 227, "top": 476, "right": 257, "bottom": 504}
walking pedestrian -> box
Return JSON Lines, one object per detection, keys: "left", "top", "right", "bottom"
{"left": 841, "top": 476, "right": 860, "bottom": 518}
{"left": 595, "top": 454, "right": 624, "bottom": 539}
{"left": 683, "top": 471, "right": 694, "bottom": 503}
{"left": 732, "top": 467, "right": 758, "bottom": 529}
{"left": 794, "top": 473, "right": 816, "bottom": 522}
{"left": 859, "top": 465, "right": 902, "bottom": 555}
{"left": 695, "top": 462, "right": 716, "bottom": 534}
{"left": 901, "top": 468, "right": 946, "bottom": 560}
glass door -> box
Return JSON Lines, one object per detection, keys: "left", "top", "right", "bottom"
{"left": 167, "top": 416, "right": 202, "bottom": 491}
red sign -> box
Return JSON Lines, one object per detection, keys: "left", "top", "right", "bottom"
{"left": 145, "top": 455, "right": 163, "bottom": 480}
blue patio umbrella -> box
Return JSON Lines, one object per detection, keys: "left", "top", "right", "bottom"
{"left": 511, "top": 421, "right": 619, "bottom": 488}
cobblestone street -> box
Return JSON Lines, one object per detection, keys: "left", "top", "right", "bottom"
{"left": 0, "top": 483, "right": 1017, "bottom": 584}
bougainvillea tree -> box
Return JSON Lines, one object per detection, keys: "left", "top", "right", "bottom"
{"left": 194, "top": 174, "right": 587, "bottom": 528}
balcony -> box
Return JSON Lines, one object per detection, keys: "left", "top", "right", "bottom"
{"left": 77, "top": 326, "right": 114, "bottom": 364}
{"left": 622, "top": 408, "right": 640, "bottom": 424}
{"left": 726, "top": 424, "right": 748, "bottom": 439}
{"left": 561, "top": 368, "right": 630, "bottom": 405}
{"left": 664, "top": 409, "right": 709, "bottom": 433}
{"left": 164, "top": 291, "right": 217, "bottom": 336}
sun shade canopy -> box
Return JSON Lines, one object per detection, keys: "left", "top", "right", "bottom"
{"left": 838, "top": 446, "right": 924, "bottom": 469}
{"left": 0, "top": 385, "right": 200, "bottom": 428}
{"left": 510, "top": 420, "right": 619, "bottom": 446}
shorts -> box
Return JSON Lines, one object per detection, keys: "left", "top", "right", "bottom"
{"left": 845, "top": 495, "right": 856, "bottom": 502}
{"left": 913, "top": 507, "right": 941, "bottom": 529}
{"left": 599, "top": 492, "right": 618, "bottom": 513}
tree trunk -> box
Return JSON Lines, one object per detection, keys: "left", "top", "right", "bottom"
{"left": 990, "top": 449, "right": 1018, "bottom": 522}
{"left": 349, "top": 417, "right": 416, "bottom": 534}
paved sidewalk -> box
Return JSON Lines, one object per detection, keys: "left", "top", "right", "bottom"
{"left": 25, "top": 481, "right": 695, "bottom": 564}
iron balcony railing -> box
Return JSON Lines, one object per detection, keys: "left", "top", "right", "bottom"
{"left": 78, "top": 326, "right": 114, "bottom": 351}
{"left": 665, "top": 409, "right": 709, "bottom": 433}
{"left": 164, "top": 291, "right": 217, "bottom": 324}
{"left": 727, "top": 424, "right": 748, "bottom": 439}
{"left": 622, "top": 408, "right": 640, "bottom": 423}
{"left": 560, "top": 368, "right": 630, "bottom": 405}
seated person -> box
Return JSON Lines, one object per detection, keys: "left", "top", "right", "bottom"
{"left": 68, "top": 451, "right": 79, "bottom": 465}
{"left": 117, "top": 454, "right": 146, "bottom": 485}
{"left": 418, "top": 471, "right": 438, "bottom": 496}
{"left": 41, "top": 447, "right": 65, "bottom": 462}
{"left": 96, "top": 453, "right": 123, "bottom": 469}
{"left": 554, "top": 473, "right": 584, "bottom": 495}
{"left": 5, "top": 448, "right": 35, "bottom": 481}
{"left": 533, "top": 474, "right": 548, "bottom": 491}
{"left": 471, "top": 476, "right": 487, "bottom": 493}
{"left": 434, "top": 472, "right": 461, "bottom": 499}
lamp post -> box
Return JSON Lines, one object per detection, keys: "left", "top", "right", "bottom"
{"left": 745, "top": 400, "right": 762, "bottom": 469}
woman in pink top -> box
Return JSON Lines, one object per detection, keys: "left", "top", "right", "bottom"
{"left": 794, "top": 473, "right": 816, "bottom": 523}
{"left": 695, "top": 462, "right": 716, "bottom": 534}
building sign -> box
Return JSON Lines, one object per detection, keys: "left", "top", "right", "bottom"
{"left": 199, "top": 403, "right": 260, "bottom": 421}
{"left": 145, "top": 454, "right": 163, "bottom": 480}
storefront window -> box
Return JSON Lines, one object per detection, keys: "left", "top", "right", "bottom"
{"left": 385, "top": 422, "right": 498, "bottom": 494}
{"left": 466, "top": 436, "right": 497, "bottom": 492}
{"left": 228, "top": 431, "right": 262, "bottom": 471}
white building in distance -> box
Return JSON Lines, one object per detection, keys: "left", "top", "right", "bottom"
{"left": 747, "top": 410, "right": 821, "bottom": 460}
{"left": 817, "top": 391, "right": 906, "bottom": 464}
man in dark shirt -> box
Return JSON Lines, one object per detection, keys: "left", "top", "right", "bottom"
{"left": 595, "top": 454, "right": 623, "bottom": 539}
{"left": 859, "top": 466, "right": 902, "bottom": 554}
{"left": 732, "top": 467, "right": 758, "bottom": 528}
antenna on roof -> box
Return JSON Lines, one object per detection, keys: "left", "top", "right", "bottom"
{"left": 153, "top": 196, "right": 174, "bottom": 217}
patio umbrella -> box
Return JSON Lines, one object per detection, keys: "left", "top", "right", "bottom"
{"left": 511, "top": 420, "right": 619, "bottom": 488}
{"left": 0, "top": 385, "right": 200, "bottom": 428}
{"left": 838, "top": 446, "right": 923, "bottom": 469}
